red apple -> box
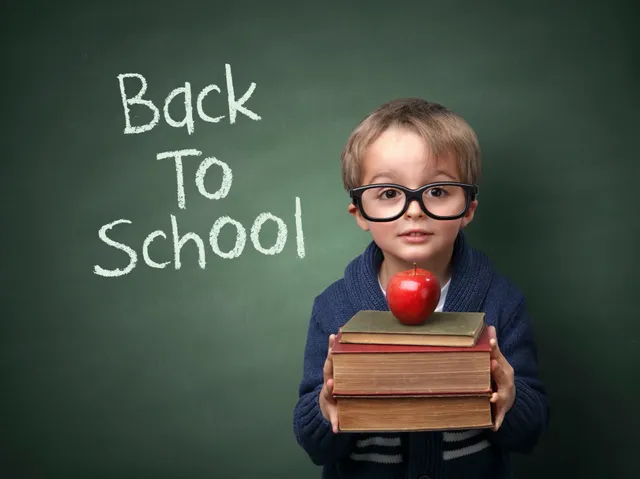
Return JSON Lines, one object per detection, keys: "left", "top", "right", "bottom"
{"left": 386, "top": 263, "right": 441, "bottom": 325}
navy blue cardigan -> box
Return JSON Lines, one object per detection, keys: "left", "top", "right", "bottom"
{"left": 293, "top": 231, "right": 549, "bottom": 479}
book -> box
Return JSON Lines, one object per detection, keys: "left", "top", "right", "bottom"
{"left": 337, "top": 393, "right": 494, "bottom": 432}
{"left": 338, "top": 310, "right": 486, "bottom": 347}
{"left": 331, "top": 326, "right": 491, "bottom": 396}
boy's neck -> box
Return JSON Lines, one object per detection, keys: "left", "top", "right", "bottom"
{"left": 378, "top": 245, "right": 454, "bottom": 292}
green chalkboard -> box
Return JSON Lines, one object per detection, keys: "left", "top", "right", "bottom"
{"left": 2, "top": 1, "right": 638, "bottom": 478}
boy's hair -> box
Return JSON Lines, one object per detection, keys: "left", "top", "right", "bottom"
{"left": 341, "top": 98, "right": 482, "bottom": 191}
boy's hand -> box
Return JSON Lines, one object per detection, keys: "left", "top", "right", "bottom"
{"left": 488, "top": 325, "right": 516, "bottom": 431}
{"left": 319, "top": 334, "right": 339, "bottom": 434}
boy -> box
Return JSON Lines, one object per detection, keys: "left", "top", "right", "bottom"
{"left": 293, "top": 98, "right": 549, "bottom": 479}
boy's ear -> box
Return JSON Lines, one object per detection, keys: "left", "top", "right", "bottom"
{"left": 460, "top": 199, "right": 478, "bottom": 229}
{"left": 348, "top": 203, "right": 369, "bottom": 231}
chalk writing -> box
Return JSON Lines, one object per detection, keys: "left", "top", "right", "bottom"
{"left": 117, "top": 63, "right": 261, "bottom": 135}
{"left": 94, "top": 63, "right": 306, "bottom": 277}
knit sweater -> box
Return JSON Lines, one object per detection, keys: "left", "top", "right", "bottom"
{"left": 292, "top": 231, "right": 549, "bottom": 479}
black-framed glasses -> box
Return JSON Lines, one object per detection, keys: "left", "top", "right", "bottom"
{"left": 349, "top": 181, "right": 478, "bottom": 222}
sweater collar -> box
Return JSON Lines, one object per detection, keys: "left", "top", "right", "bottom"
{"left": 344, "top": 230, "right": 493, "bottom": 314}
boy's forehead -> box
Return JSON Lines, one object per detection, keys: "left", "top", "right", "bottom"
{"left": 361, "top": 129, "right": 460, "bottom": 183}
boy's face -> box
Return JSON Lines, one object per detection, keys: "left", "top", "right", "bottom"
{"left": 348, "top": 126, "right": 477, "bottom": 270}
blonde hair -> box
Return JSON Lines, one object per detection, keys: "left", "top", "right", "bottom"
{"left": 341, "top": 98, "right": 481, "bottom": 191}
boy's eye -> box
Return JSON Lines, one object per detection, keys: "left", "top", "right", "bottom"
{"left": 426, "top": 187, "right": 446, "bottom": 198}
{"left": 379, "top": 189, "right": 401, "bottom": 199}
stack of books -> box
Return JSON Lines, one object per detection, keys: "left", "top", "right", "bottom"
{"left": 332, "top": 310, "right": 494, "bottom": 432}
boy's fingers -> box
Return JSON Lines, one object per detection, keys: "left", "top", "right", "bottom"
{"left": 323, "top": 351, "right": 334, "bottom": 384}
{"left": 321, "top": 379, "right": 339, "bottom": 433}
{"left": 323, "top": 359, "right": 331, "bottom": 383}
{"left": 490, "top": 390, "right": 502, "bottom": 430}
{"left": 487, "top": 326, "right": 503, "bottom": 356}
{"left": 491, "top": 358, "right": 508, "bottom": 385}
{"left": 323, "top": 334, "right": 336, "bottom": 380}
{"left": 487, "top": 325, "right": 496, "bottom": 337}
{"left": 487, "top": 325, "right": 498, "bottom": 343}
{"left": 330, "top": 410, "right": 339, "bottom": 434}
{"left": 325, "top": 334, "right": 340, "bottom": 433}
{"left": 489, "top": 337, "right": 508, "bottom": 370}
{"left": 493, "top": 411, "right": 505, "bottom": 431}
{"left": 323, "top": 378, "right": 337, "bottom": 403}
{"left": 489, "top": 336, "right": 503, "bottom": 358}
{"left": 491, "top": 396, "right": 503, "bottom": 431}
{"left": 326, "top": 378, "right": 335, "bottom": 395}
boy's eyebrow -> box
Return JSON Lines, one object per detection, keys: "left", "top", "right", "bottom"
{"left": 368, "top": 172, "right": 396, "bottom": 183}
{"left": 365, "top": 169, "right": 460, "bottom": 185}
{"left": 431, "top": 169, "right": 458, "bottom": 180}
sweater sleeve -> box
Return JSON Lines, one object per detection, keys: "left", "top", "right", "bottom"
{"left": 489, "top": 296, "right": 550, "bottom": 453}
{"left": 292, "top": 300, "right": 356, "bottom": 465}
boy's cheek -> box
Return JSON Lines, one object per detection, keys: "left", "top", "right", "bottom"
{"left": 368, "top": 224, "right": 398, "bottom": 244}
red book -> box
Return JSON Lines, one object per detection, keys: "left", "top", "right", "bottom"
{"left": 331, "top": 327, "right": 492, "bottom": 397}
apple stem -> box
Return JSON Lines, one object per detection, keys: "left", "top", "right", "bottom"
{"left": 413, "top": 262, "right": 416, "bottom": 275}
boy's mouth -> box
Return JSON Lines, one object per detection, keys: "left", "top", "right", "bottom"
{"left": 399, "top": 230, "right": 432, "bottom": 244}
{"left": 399, "top": 229, "right": 431, "bottom": 237}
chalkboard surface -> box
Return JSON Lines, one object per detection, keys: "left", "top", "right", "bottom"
{"left": 2, "top": 1, "right": 638, "bottom": 478}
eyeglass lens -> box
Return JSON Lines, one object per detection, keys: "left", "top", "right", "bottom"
{"left": 360, "top": 185, "right": 468, "bottom": 219}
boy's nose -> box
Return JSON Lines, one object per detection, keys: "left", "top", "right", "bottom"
{"left": 405, "top": 199, "right": 424, "bottom": 218}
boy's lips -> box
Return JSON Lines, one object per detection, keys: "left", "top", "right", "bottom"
{"left": 398, "top": 229, "right": 433, "bottom": 242}
{"left": 399, "top": 229, "right": 432, "bottom": 237}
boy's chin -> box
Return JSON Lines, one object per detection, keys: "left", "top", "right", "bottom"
{"left": 381, "top": 245, "right": 437, "bottom": 267}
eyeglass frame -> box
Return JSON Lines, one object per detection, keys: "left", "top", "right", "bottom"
{"left": 349, "top": 181, "right": 479, "bottom": 222}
